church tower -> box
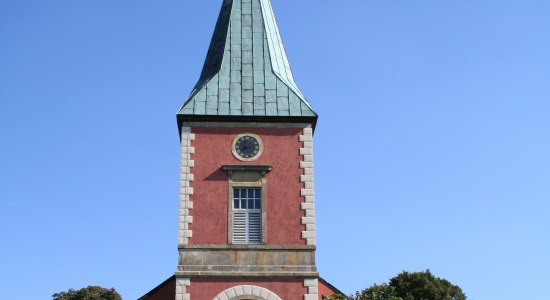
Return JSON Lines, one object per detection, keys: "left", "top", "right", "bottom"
{"left": 176, "top": 1, "right": 318, "bottom": 299}
{"left": 140, "top": 1, "right": 343, "bottom": 299}
{"left": 176, "top": 0, "right": 319, "bottom": 299}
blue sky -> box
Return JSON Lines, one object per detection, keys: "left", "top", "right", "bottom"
{"left": 1, "top": 1, "right": 549, "bottom": 299}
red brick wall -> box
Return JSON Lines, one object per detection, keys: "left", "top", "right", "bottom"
{"left": 189, "top": 278, "right": 307, "bottom": 300}
{"left": 189, "top": 127, "right": 306, "bottom": 246}
{"left": 318, "top": 279, "right": 345, "bottom": 300}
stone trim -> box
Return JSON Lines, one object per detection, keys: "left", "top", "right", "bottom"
{"left": 178, "top": 127, "right": 195, "bottom": 245}
{"left": 176, "top": 270, "right": 319, "bottom": 278}
{"left": 299, "top": 127, "right": 316, "bottom": 245}
{"left": 176, "top": 247, "right": 317, "bottom": 277}
{"left": 179, "top": 244, "right": 316, "bottom": 250}
{"left": 175, "top": 278, "right": 190, "bottom": 300}
{"left": 213, "top": 285, "right": 282, "bottom": 300}
{"left": 182, "top": 122, "right": 311, "bottom": 129}
{"left": 304, "top": 278, "right": 319, "bottom": 300}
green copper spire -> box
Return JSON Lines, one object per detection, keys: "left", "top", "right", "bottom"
{"left": 178, "top": 0, "right": 317, "bottom": 124}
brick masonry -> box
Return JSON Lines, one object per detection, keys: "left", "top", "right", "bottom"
{"left": 212, "top": 285, "right": 282, "bottom": 300}
{"left": 299, "top": 127, "right": 316, "bottom": 245}
{"left": 178, "top": 127, "right": 195, "bottom": 245}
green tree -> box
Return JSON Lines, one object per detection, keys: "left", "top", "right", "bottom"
{"left": 389, "top": 270, "right": 466, "bottom": 300}
{"left": 325, "top": 293, "right": 348, "bottom": 300}
{"left": 332, "top": 270, "right": 467, "bottom": 300}
{"left": 52, "top": 286, "right": 122, "bottom": 300}
{"left": 326, "top": 284, "right": 399, "bottom": 300}
{"left": 352, "top": 284, "right": 401, "bottom": 300}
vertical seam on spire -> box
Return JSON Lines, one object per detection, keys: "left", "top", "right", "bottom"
{"left": 252, "top": 0, "right": 257, "bottom": 114}
{"left": 216, "top": 72, "right": 220, "bottom": 115}
{"left": 259, "top": 1, "right": 266, "bottom": 116}
{"left": 240, "top": 0, "right": 244, "bottom": 114}
{"left": 257, "top": 0, "right": 267, "bottom": 116}
{"left": 251, "top": 0, "right": 256, "bottom": 114}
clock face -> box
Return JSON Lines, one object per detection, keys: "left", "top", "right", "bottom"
{"left": 234, "top": 135, "right": 261, "bottom": 159}
{"left": 232, "top": 134, "right": 264, "bottom": 161}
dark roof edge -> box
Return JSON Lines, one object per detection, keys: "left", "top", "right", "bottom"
{"left": 137, "top": 275, "right": 175, "bottom": 300}
{"left": 177, "top": 115, "right": 318, "bottom": 135}
{"left": 319, "top": 276, "right": 348, "bottom": 297}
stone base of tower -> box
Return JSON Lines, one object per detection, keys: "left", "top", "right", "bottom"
{"left": 139, "top": 275, "right": 344, "bottom": 300}
{"left": 177, "top": 245, "right": 318, "bottom": 277}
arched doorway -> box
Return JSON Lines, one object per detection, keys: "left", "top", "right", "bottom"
{"left": 213, "top": 285, "right": 282, "bottom": 300}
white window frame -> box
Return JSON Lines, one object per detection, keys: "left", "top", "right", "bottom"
{"left": 226, "top": 169, "right": 268, "bottom": 245}
{"left": 232, "top": 187, "right": 262, "bottom": 244}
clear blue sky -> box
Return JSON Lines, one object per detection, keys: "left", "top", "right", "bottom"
{"left": 1, "top": 1, "right": 549, "bottom": 299}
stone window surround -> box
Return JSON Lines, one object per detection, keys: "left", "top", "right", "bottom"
{"left": 224, "top": 166, "right": 270, "bottom": 245}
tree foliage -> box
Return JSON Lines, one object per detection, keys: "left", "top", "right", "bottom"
{"left": 351, "top": 284, "right": 401, "bottom": 300}
{"left": 328, "top": 270, "right": 466, "bottom": 300}
{"left": 52, "top": 286, "right": 122, "bottom": 300}
{"left": 390, "top": 270, "right": 466, "bottom": 300}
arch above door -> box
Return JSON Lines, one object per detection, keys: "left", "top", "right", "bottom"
{"left": 213, "top": 285, "right": 282, "bottom": 300}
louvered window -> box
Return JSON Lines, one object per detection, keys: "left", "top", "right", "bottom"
{"left": 232, "top": 188, "right": 262, "bottom": 244}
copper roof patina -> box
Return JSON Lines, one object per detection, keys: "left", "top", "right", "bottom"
{"left": 178, "top": 0, "right": 317, "bottom": 126}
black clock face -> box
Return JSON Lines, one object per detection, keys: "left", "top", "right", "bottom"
{"left": 235, "top": 136, "right": 260, "bottom": 159}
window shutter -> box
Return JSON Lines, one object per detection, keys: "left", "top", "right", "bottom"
{"left": 232, "top": 211, "right": 262, "bottom": 244}
{"left": 247, "top": 212, "right": 262, "bottom": 244}
{"left": 233, "top": 211, "right": 247, "bottom": 244}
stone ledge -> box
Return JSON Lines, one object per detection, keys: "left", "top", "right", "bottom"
{"left": 178, "top": 265, "right": 318, "bottom": 273}
{"left": 182, "top": 122, "right": 311, "bottom": 129}
{"left": 176, "top": 271, "right": 319, "bottom": 278}
{"left": 179, "top": 244, "right": 316, "bottom": 250}
{"left": 178, "top": 247, "right": 317, "bottom": 278}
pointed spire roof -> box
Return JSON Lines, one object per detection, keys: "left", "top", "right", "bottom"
{"left": 177, "top": 0, "right": 317, "bottom": 126}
